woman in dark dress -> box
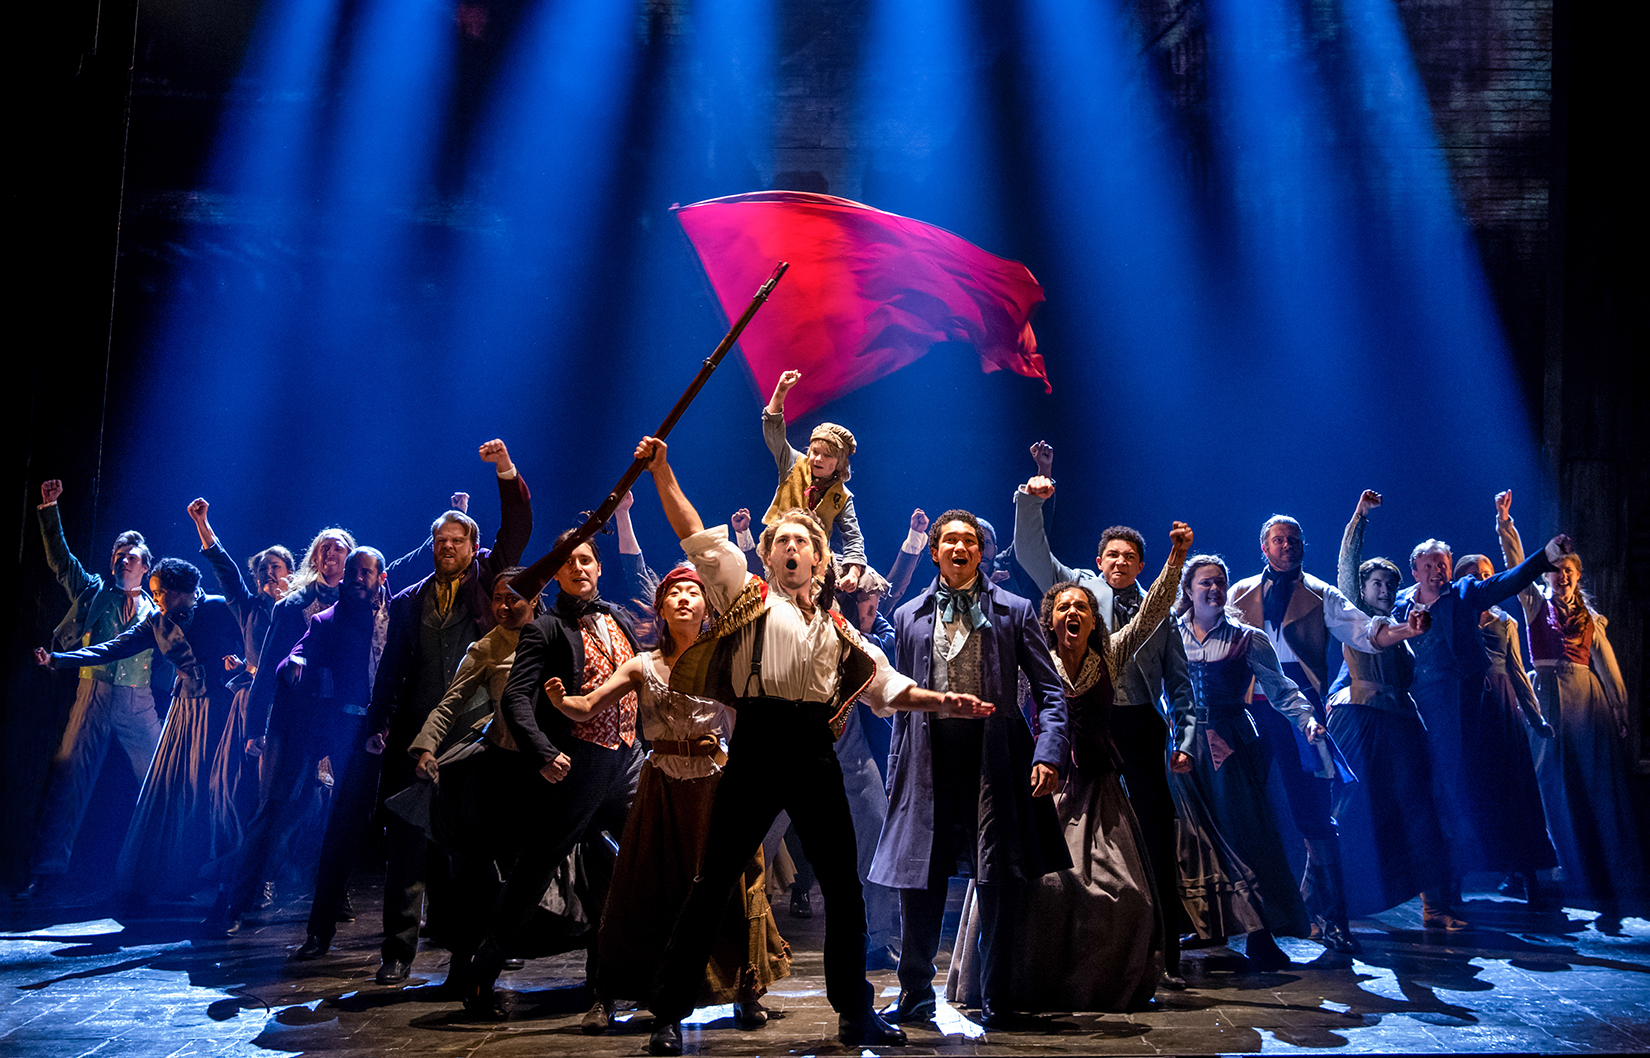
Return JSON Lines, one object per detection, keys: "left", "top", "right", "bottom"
{"left": 1168, "top": 555, "right": 1318, "bottom": 971}
{"left": 949, "top": 522, "right": 1188, "bottom": 1012}
{"left": 38, "top": 556, "right": 247, "bottom": 903}
{"left": 187, "top": 497, "right": 294, "bottom": 871}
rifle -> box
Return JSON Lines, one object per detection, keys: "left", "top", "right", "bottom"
{"left": 510, "top": 261, "right": 789, "bottom": 600}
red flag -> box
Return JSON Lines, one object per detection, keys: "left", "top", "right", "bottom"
{"left": 674, "top": 191, "right": 1049, "bottom": 422}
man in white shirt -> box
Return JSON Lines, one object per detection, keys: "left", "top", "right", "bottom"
{"left": 636, "top": 436, "right": 989, "bottom": 1055}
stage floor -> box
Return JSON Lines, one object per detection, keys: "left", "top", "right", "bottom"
{"left": 3, "top": 877, "right": 1647, "bottom": 1056}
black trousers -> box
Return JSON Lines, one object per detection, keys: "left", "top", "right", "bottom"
{"left": 1112, "top": 703, "right": 1181, "bottom": 974}
{"left": 895, "top": 716, "right": 1022, "bottom": 1008}
{"left": 469, "top": 738, "right": 637, "bottom": 987}
{"left": 226, "top": 709, "right": 376, "bottom": 939}
{"left": 652, "top": 698, "right": 873, "bottom": 1023}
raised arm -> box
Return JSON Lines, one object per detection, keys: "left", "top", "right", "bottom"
{"left": 1339, "top": 490, "right": 1380, "bottom": 602}
{"left": 480, "top": 439, "right": 533, "bottom": 569}
{"left": 1012, "top": 478, "right": 1082, "bottom": 594}
{"left": 36, "top": 482, "right": 97, "bottom": 601}
{"left": 881, "top": 509, "right": 928, "bottom": 613}
{"left": 638, "top": 437, "right": 704, "bottom": 541}
{"left": 543, "top": 655, "right": 648, "bottom": 722}
{"left": 1494, "top": 489, "right": 1541, "bottom": 624}
{"left": 762, "top": 370, "right": 803, "bottom": 475}
{"left": 189, "top": 499, "right": 255, "bottom": 619}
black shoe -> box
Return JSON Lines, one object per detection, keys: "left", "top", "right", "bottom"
{"left": 1317, "top": 918, "right": 1361, "bottom": 955}
{"left": 839, "top": 1009, "right": 906, "bottom": 1047}
{"left": 978, "top": 999, "right": 1024, "bottom": 1030}
{"left": 790, "top": 887, "right": 813, "bottom": 918}
{"left": 734, "top": 1000, "right": 768, "bottom": 1029}
{"left": 890, "top": 988, "right": 936, "bottom": 1024}
{"left": 1244, "top": 931, "right": 1291, "bottom": 972}
{"left": 461, "top": 987, "right": 507, "bottom": 1022}
{"left": 375, "top": 958, "right": 412, "bottom": 985}
{"left": 865, "top": 944, "right": 900, "bottom": 972}
{"left": 336, "top": 894, "right": 356, "bottom": 922}
{"left": 1158, "top": 972, "right": 1188, "bottom": 991}
{"left": 292, "top": 934, "right": 330, "bottom": 960}
{"left": 649, "top": 1020, "right": 683, "bottom": 1056}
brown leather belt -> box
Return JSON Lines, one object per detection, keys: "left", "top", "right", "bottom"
{"left": 651, "top": 735, "right": 722, "bottom": 758}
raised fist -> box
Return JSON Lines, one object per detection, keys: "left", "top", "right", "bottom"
{"left": 1169, "top": 521, "right": 1194, "bottom": 558}
{"left": 1495, "top": 489, "right": 1513, "bottom": 520}
{"left": 731, "top": 508, "right": 752, "bottom": 534}
{"left": 188, "top": 498, "right": 210, "bottom": 523}
{"left": 40, "top": 480, "right": 63, "bottom": 506}
{"left": 1356, "top": 490, "right": 1382, "bottom": 518}
{"left": 1030, "top": 440, "right": 1053, "bottom": 475}
{"left": 477, "top": 439, "right": 512, "bottom": 471}
{"left": 910, "top": 509, "right": 929, "bottom": 534}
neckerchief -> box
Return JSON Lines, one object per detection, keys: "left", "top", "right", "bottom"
{"left": 804, "top": 474, "right": 840, "bottom": 511}
{"left": 1112, "top": 583, "right": 1142, "bottom": 629}
{"left": 118, "top": 587, "right": 145, "bottom": 625}
{"left": 1261, "top": 566, "right": 1301, "bottom": 631}
{"left": 936, "top": 577, "right": 988, "bottom": 631}
{"left": 431, "top": 568, "right": 467, "bottom": 619}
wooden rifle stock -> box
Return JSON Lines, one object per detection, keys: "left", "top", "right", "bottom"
{"left": 510, "top": 261, "right": 789, "bottom": 600}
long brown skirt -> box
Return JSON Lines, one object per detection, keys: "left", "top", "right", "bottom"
{"left": 596, "top": 759, "right": 791, "bottom": 1005}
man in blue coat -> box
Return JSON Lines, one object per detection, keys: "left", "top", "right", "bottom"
{"left": 872, "top": 510, "right": 1070, "bottom": 1028}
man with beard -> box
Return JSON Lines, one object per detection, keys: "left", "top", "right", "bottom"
{"left": 1012, "top": 470, "right": 1195, "bottom": 986}
{"left": 213, "top": 547, "right": 390, "bottom": 946}
{"left": 367, "top": 438, "right": 532, "bottom": 985}
{"left": 1226, "top": 514, "right": 1409, "bottom": 953}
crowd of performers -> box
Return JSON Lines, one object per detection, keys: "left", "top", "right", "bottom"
{"left": 16, "top": 369, "right": 1646, "bottom": 1054}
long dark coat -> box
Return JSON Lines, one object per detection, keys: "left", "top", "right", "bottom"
{"left": 870, "top": 578, "right": 1070, "bottom": 889}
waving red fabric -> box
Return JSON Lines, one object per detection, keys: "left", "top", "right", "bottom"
{"left": 674, "top": 191, "right": 1048, "bottom": 422}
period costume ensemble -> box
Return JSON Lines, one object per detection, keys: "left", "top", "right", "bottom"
{"left": 1500, "top": 520, "right": 1645, "bottom": 909}
{"left": 471, "top": 588, "right": 642, "bottom": 997}
{"left": 1169, "top": 612, "right": 1313, "bottom": 941}
{"left": 950, "top": 552, "right": 1183, "bottom": 1013}
{"left": 597, "top": 653, "right": 792, "bottom": 1006}
{"left": 49, "top": 590, "right": 246, "bottom": 901}
{"left": 874, "top": 569, "right": 1070, "bottom": 1014}
{"left": 1393, "top": 542, "right": 1558, "bottom": 881}
{"left": 222, "top": 593, "right": 390, "bottom": 940}
{"left": 761, "top": 410, "right": 866, "bottom": 570}
{"left": 1229, "top": 558, "right": 1383, "bottom": 945}
{"left": 1012, "top": 487, "right": 1195, "bottom": 972}
{"left": 370, "top": 469, "right": 531, "bottom": 970}
{"left": 651, "top": 525, "right": 912, "bottom": 1028}
{"left": 199, "top": 539, "right": 280, "bottom": 867}
{"left": 1325, "top": 512, "right": 1450, "bottom": 914}
{"left": 26, "top": 505, "right": 161, "bottom": 882}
